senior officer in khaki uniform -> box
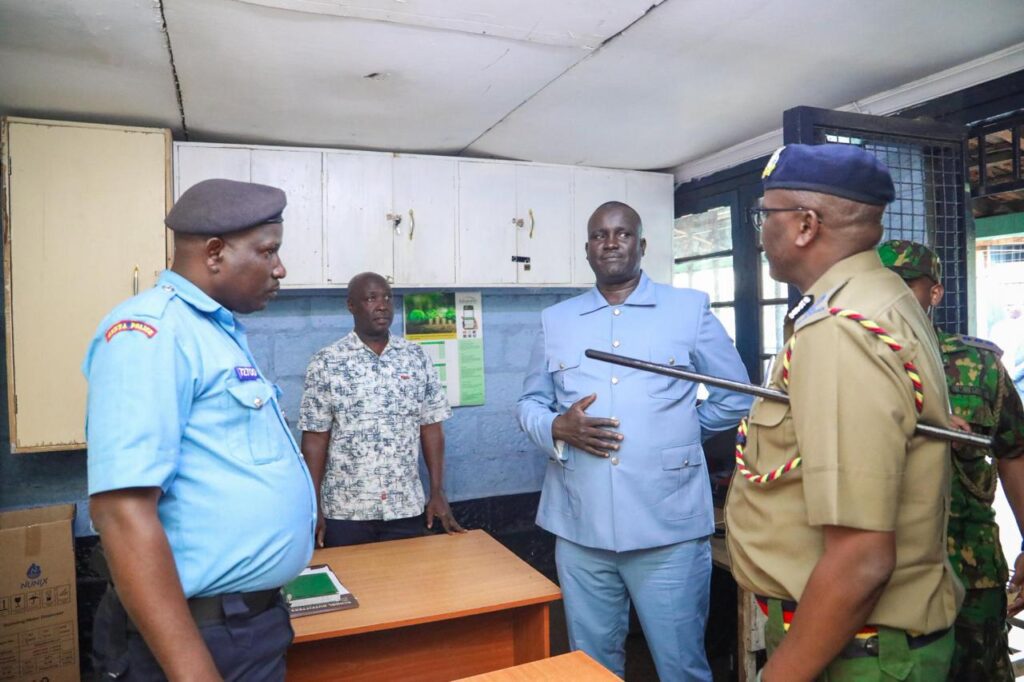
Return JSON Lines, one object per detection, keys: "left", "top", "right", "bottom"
{"left": 726, "top": 144, "right": 963, "bottom": 681}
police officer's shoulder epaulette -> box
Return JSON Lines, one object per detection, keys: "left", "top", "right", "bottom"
{"left": 123, "top": 284, "right": 177, "bottom": 321}
{"left": 950, "top": 334, "right": 1003, "bottom": 358}
{"left": 102, "top": 287, "right": 176, "bottom": 343}
{"left": 793, "top": 283, "right": 847, "bottom": 332}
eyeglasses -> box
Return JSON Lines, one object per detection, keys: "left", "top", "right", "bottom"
{"left": 747, "top": 206, "right": 814, "bottom": 231}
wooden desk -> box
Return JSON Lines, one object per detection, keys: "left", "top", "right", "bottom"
{"left": 454, "top": 651, "right": 618, "bottom": 681}
{"left": 287, "top": 530, "right": 561, "bottom": 681}
{"left": 711, "top": 507, "right": 764, "bottom": 682}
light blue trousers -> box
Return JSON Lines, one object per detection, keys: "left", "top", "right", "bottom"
{"left": 556, "top": 535, "right": 713, "bottom": 681}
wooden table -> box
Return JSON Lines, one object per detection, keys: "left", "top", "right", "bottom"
{"left": 287, "top": 530, "right": 562, "bottom": 681}
{"left": 711, "top": 507, "right": 764, "bottom": 682}
{"left": 454, "top": 651, "right": 619, "bottom": 681}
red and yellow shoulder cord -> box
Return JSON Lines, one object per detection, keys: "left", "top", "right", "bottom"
{"left": 734, "top": 307, "right": 925, "bottom": 485}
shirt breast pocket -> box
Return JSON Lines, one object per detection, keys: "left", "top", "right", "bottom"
{"left": 548, "top": 353, "right": 583, "bottom": 407}
{"left": 748, "top": 399, "right": 796, "bottom": 473}
{"left": 227, "top": 382, "right": 285, "bottom": 465}
{"left": 648, "top": 344, "right": 692, "bottom": 400}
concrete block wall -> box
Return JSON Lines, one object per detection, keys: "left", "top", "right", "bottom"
{"left": 0, "top": 288, "right": 581, "bottom": 521}
{"left": 242, "top": 288, "right": 580, "bottom": 502}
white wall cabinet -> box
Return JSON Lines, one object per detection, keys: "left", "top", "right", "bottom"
{"left": 175, "top": 144, "right": 325, "bottom": 285}
{"left": 324, "top": 151, "right": 394, "bottom": 285}
{"left": 513, "top": 165, "right": 573, "bottom": 286}
{"left": 393, "top": 155, "right": 457, "bottom": 286}
{"left": 458, "top": 162, "right": 574, "bottom": 286}
{"left": 457, "top": 162, "right": 518, "bottom": 285}
{"left": 174, "top": 142, "right": 673, "bottom": 289}
{"left": 3, "top": 118, "right": 170, "bottom": 452}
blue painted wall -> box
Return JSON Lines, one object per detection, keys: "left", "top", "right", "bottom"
{"left": 0, "top": 287, "right": 580, "bottom": 534}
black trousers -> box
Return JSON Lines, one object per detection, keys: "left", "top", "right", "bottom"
{"left": 323, "top": 514, "right": 426, "bottom": 547}
{"left": 91, "top": 588, "right": 293, "bottom": 681}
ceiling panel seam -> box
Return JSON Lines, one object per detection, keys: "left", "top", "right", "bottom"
{"left": 456, "top": 1, "right": 667, "bottom": 158}
{"left": 159, "top": 0, "right": 189, "bottom": 139}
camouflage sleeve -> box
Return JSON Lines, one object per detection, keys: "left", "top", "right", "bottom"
{"left": 993, "top": 359, "right": 1024, "bottom": 460}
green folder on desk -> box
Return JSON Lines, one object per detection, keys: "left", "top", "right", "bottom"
{"left": 282, "top": 564, "right": 358, "bottom": 617}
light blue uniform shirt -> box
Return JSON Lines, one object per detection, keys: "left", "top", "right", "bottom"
{"left": 84, "top": 270, "right": 316, "bottom": 597}
{"left": 517, "top": 273, "right": 753, "bottom": 552}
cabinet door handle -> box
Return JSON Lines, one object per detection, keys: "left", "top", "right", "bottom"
{"left": 408, "top": 209, "right": 416, "bottom": 240}
{"left": 528, "top": 209, "right": 536, "bottom": 239}
{"left": 132, "top": 266, "right": 139, "bottom": 296}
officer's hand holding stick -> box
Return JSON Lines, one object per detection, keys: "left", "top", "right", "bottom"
{"left": 552, "top": 393, "right": 623, "bottom": 458}
{"left": 948, "top": 415, "right": 971, "bottom": 451}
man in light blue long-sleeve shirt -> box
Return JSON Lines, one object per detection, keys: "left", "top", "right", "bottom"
{"left": 517, "top": 201, "right": 752, "bottom": 680}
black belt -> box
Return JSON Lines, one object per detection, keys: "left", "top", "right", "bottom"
{"left": 116, "top": 586, "right": 280, "bottom": 632}
{"left": 756, "top": 594, "right": 949, "bottom": 660}
{"left": 188, "top": 588, "right": 280, "bottom": 625}
{"left": 838, "top": 628, "right": 949, "bottom": 659}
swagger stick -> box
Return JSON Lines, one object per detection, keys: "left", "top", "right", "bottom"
{"left": 584, "top": 348, "right": 991, "bottom": 449}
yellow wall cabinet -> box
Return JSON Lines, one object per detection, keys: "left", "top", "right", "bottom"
{"left": 1, "top": 118, "right": 170, "bottom": 452}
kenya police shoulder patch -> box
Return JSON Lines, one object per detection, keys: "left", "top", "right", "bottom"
{"left": 105, "top": 319, "right": 158, "bottom": 342}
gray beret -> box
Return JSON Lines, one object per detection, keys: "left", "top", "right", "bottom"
{"left": 165, "top": 178, "right": 286, "bottom": 234}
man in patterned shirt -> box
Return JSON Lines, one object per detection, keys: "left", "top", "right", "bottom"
{"left": 879, "top": 239, "right": 1024, "bottom": 682}
{"left": 299, "top": 272, "right": 465, "bottom": 547}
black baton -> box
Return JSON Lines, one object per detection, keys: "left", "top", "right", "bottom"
{"left": 584, "top": 348, "right": 992, "bottom": 449}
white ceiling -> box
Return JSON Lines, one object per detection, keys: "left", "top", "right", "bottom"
{"left": 1, "top": 0, "right": 1023, "bottom": 176}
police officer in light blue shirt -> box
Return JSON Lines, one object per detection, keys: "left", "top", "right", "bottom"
{"left": 85, "top": 179, "right": 316, "bottom": 681}
{"left": 517, "top": 201, "right": 753, "bottom": 681}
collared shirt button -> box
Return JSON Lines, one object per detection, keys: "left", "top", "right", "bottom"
{"left": 611, "top": 376, "right": 619, "bottom": 385}
{"left": 683, "top": 459, "right": 689, "bottom": 466}
{"left": 613, "top": 308, "right": 621, "bottom": 316}
{"left": 253, "top": 398, "right": 263, "bottom": 407}
{"left": 612, "top": 340, "right": 621, "bottom": 348}
{"left": 162, "top": 284, "right": 175, "bottom": 292}
{"left": 610, "top": 456, "right": 620, "bottom": 466}
{"left": 559, "top": 362, "right": 566, "bottom": 369}
{"left": 668, "top": 357, "right": 676, "bottom": 365}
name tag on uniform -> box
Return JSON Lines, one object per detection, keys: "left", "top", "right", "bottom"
{"left": 234, "top": 366, "right": 259, "bottom": 382}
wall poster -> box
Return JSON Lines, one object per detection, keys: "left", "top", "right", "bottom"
{"left": 403, "top": 291, "right": 484, "bottom": 407}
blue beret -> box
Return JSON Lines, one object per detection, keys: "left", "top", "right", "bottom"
{"left": 166, "top": 178, "right": 286, "bottom": 234}
{"left": 761, "top": 143, "right": 895, "bottom": 206}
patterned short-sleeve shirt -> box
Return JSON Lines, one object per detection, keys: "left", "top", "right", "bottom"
{"left": 298, "top": 331, "right": 452, "bottom": 520}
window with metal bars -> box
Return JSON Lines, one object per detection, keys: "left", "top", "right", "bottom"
{"left": 673, "top": 206, "right": 736, "bottom": 342}
{"left": 815, "top": 128, "right": 967, "bottom": 334}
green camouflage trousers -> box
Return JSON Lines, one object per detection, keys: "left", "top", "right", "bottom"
{"left": 948, "top": 587, "right": 1013, "bottom": 682}
{"left": 763, "top": 598, "right": 954, "bottom": 681}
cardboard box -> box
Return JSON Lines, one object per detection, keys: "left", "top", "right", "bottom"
{"left": 0, "top": 504, "right": 79, "bottom": 682}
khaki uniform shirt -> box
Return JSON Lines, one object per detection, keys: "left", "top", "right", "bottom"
{"left": 726, "top": 251, "right": 963, "bottom": 634}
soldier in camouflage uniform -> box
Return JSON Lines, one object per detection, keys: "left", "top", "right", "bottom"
{"left": 879, "top": 239, "right": 1024, "bottom": 682}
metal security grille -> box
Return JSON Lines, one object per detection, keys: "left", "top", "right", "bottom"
{"left": 785, "top": 107, "right": 968, "bottom": 334}
{"left": 816, "top": 129, "right": 967, "bottom": 332}
{"left": 986, "top": 243, "right": 1024, "bottom": 264}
